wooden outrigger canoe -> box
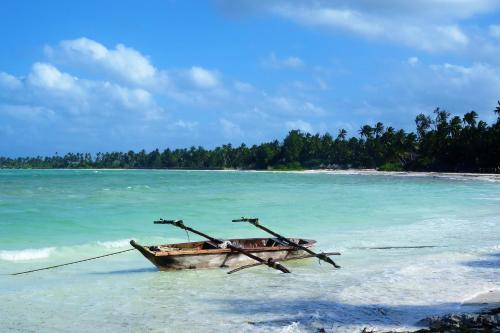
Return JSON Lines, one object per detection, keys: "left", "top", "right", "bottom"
{"left": 9, "top": 218, "right": 340, "bottom": 276}
{"left": 130, "top": 238, "right": 316, "bottom": 271}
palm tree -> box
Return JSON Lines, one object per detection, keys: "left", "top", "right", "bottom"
{"left": 374, "top": 122, "right": 384, "bottom": 138}
{"left": 463, "top": 111, "right": 478, "bottom": 127}
{"left": 337, "top": 128, "right": 347, "bottom": 141}
{"left": 359, "top": 125, "right": 373, "bottom": 139}
{"left": 415, "top": 114, "right": 431, "bottom": 137}
{"left": 433, "top": 107, "right": 450, "bottom": 130}
{"left": 449, "top": 116, "right": 462, "bottom": 137}
{"left": 495, "top": 101, "right": 500, "bottom": 124}
{"left": 477, "top": 120, "right": 487, "bottom": 131}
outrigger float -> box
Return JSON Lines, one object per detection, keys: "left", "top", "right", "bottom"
{"left": 130, "top": 218, "right": 341, "bottom": 274}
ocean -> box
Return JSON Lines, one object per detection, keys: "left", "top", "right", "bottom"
{"left": 0, "top": 169, "right": 499, "bottom": 332}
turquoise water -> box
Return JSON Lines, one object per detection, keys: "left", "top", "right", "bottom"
{"left": 0, "top": 170, "right": 499, "bottom": 332}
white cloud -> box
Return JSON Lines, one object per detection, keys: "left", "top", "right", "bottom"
{"left": 285, "top": 119, "right": 314, "bottom": 133}
{"left": 282, "top": 56, "right": 304, "bottom": 68}
{"left": 274, "top": 6, "right": 469, "bottom": 52}
{"left": 0, "top": 63, "right": 161, "bottom": 118}
{"left": 233, "top": 80, "right": 255, "bottom": 92}
{"left": 303, "top": 102, "right": 326, "bottom": 116}
{"left": 489, "top": 24, "right": 500, "bottom": 38}
{"left": 45, "top": 37, "right": 158, "bottom": 85}
{"left": 341, "top": 0, "right": 499, "bottom": 19}
{"left": 366, "top": 60, "right": 500, "bottom": 124}
{"left": 28, "top": 62, "right": 80, "bottom": 92}
{"left": 5, "top": 37, "right": 334, "bottom": 154}
{"left": 407, "top": 57, "right": 419, "bottom": 66}
{"left": 218, "top": 1, "right": 500, "bottom": 63}
{"left": 270, "top": 96, "right": 326, "bottom": 116}
{"left": 0, "top": 72, "right": 22, "bottom": 89}
{"left": 262, "top": 53, "right": 304, "bottom": 69}
{"left": 0, "top": 104, "right": 55, "bottom": 121}
{"left": 219, "top": 118, "right": 244, "bottom": 138}
{"left": 188, "top": 66, "right": 219, "bottom": 89}
{"left": 173, "top": 120, "right": 198, "bottom": 130}
{"left": 219, "top": 0, "right": 499, "bottom": 20}
{"left": 430, "top": 62, "right": 500, "bottom": 91}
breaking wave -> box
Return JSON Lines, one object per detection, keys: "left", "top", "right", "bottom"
{"left": 0, "top": 238, "right": 134, "bottom": 262}
{"left": 0, "top": 247, "right": 55, "bottom": 261}
{"left": 97, "top": 239, "right": 131, "bottom": 249}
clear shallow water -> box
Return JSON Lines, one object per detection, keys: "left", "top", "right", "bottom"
{"left": 0, "top": 170, "right": 499, "bottom": 332}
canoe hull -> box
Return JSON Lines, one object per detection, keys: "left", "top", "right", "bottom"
{"left": 130, "top": 238, "right": 315, "bottom": 270}
{"left": 154, "top": 249, "right": 307, "bottom": 270}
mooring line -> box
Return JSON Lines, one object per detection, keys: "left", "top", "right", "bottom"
{"left": 349, "top": 245, "right": 447, "bottom": 250}
{"left": 10, "top": 248, "right": 135, "bottom": 276}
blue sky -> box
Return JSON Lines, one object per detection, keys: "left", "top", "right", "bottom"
{"left": 1, "top": 0, "right": 500, "bottom": 156}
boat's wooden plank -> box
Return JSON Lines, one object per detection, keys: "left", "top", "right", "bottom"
{"left": 151, "top": 244, "right": 308, "bottom": 256}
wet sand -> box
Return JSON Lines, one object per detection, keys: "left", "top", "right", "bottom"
{"left": 463, "top": 289, "right": 500, "bottom": 308}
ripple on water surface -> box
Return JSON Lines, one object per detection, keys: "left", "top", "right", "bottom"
{"left": 0, "top": 170, "right": 499, "bottom": 332}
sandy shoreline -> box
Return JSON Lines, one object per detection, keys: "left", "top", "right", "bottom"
{"left": 7, "top": 168, "right": 500, "bottom": 179}
{"left": 463, "top": 289, "right": 500, "bottom": 308}
{"left": 297, "top": 169, "right": 500, "bottom": 181}
{"left": 5, "top": 168, "right": 500, "bottom": 183}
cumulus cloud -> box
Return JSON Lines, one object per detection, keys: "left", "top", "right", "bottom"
{"left": 187, "top": 66, "right": 219, "bottom": 89}
{"left": 0, "top": 72, "right": 22, "bottom": 89}
{"left": 233, "top": 80, "right": 255, "bottom": 92}
{"left": 0, "top": 104, "right": 55, "bottom": 121}
{"left": 357, "top": 59, "right": 500, "bottom": 126}
{"left": 274, "top": 6, "right": 469, "bottom": 52}
{"left": 489, "top": 24, "right": 500, "bottom": 38}
{"left": 262, "top": 53, "right": 304, "bottom": 69}
{"left": 45, "top": 37, "right": 158, "bottom": 86}
{"left": 2, "top": 36, "right": 333, "bottom": 154}
{"left": 218, "top": 0, "right": 500, "bottom": 53}
{"left": 427, "top": 62, "right": 500, "bottom": 102}
{"left": 0, "top": 62, "right": 161, "bottom": 118}
{"left": 220, "top": 118, "right": 244, "bottom": 138}
{"left": 285, "top": 119, "right": 314, "bottom": 133}
{"left": 270, "top": 97, "right": 326, "bottom": 116}
{"left": 173, "top": 120, "right": 199, "bottom": 130}
{"left": 28, "top": 62, "right": 80, "bottom": 92}
{"left": 407, "top": 57, "right": 419, "bottom": 66}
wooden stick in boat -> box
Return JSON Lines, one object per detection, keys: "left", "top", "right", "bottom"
{"left": 232, "top": 217, "right": 341, "bottom": 268}
{"left": 227, "top": 251, "right": 341, "bottom": 274}
{"left": 154, "top": 219, "right": 291, "bottom": 274}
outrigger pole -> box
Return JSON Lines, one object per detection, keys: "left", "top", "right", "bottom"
{"left": 154, "top": 219, "right": 291, "bottom": 274}
{"left": 232, "top": 217, "right": 341, "bottom": 269}
{"left": 227, "top": 251, "right": 340, "bottom": 274}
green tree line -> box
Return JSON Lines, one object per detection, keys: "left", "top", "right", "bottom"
{"left": 2, "top": 102, "right": 500, "bottom": 173}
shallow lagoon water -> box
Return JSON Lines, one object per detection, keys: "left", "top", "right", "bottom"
{"left": 0, "top": 170, "right": 499, "bottom": 332}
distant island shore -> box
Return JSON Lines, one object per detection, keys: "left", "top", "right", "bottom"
{"left": 2, "top": 104, "right": 500, "bottom": 173}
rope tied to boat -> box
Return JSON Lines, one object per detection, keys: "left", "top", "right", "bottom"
{"left": 9, "top": 248, "right": 135, "bottom": 276}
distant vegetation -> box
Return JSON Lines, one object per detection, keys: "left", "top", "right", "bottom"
{"left": 2, "top": 102, "right": 500, "bottom": 173}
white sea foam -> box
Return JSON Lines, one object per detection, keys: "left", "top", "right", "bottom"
{"left": 97, "top": 239, "right": 131, "bottom": 248}
{"left": 0, "top": 247, "right": 55, "bottom": 261}
{"left": 473, "top": 197, "right": 500, "bottom": 201}
{"left": 0, "top": 239, "right": 132, "bottom": 262}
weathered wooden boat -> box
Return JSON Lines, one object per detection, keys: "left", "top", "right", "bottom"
{"left": 130, "top": 238, "right": 316, "bottom": 270}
